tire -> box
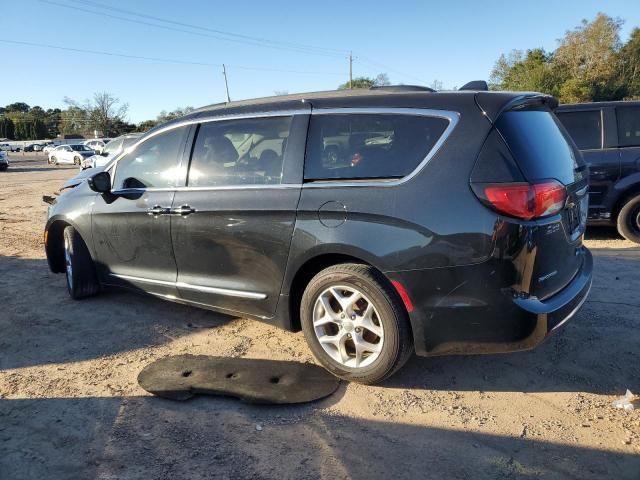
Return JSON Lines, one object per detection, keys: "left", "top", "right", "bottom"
{"left": 51, "top": 156, "right": 57, "bottom": 165}
{"left": 74, "top": 156, "right": 81, "bottom": 165}
{"left": 617, "top": 194, "right": 640, "bottom": 244}
{"left": 63, "top": 226, "right": 100, "bottom": 299}
{"left": 300, "top": 263, "right": 413, "bottom": 384}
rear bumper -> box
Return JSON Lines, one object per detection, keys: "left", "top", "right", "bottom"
{"left": 387, "top": 247, "right": 593, "bottom": 357}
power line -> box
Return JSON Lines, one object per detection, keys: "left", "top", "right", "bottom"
{"left": 356, "top": 55, "right": 429, "bottom": 85}
{"left": 37, "top": 0, "right": 345, "bottom": 58}
{"left": 69, "top": 0, "right": 347, "bottom": 57}
{"left": 0, "top": 39, "right": 345, "bottom": 76}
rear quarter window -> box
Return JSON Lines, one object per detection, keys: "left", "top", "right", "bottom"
{"left": 496, "top": 110, "right": 582, "bottom": 186}
{"left": 616, "top": 106, "right": 640, "bottom": 147}
{"left": 304, "top": 113, "right": 449, "bottom": 181}
{"left": 555, "top": 110, "right": 602, "bottom": 150}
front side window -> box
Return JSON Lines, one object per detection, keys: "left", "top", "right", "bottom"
{"left": 304, "top": 113, "right": 449, "bottom": 181}
{"left": 555, "top": 110, "right": 602, "bottom": 150}
{"left": 112, "top": 126, "right": 187, "bottom": 190}
{"left": 616, "top": 106, "right": 640, "bottom": 148}
{"left": 188, "top": 116, "right": 292, "bottom": 187}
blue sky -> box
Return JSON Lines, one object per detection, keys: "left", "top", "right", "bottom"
{"left": 2, "top": 0, "right": 639, "bottom": 122}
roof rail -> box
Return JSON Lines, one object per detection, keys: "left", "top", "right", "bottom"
{"left": 370, "top": 85, "right": 436, "bottom": 93}
{"left": 459, "top": 80, "right": 488, "bottom": 91}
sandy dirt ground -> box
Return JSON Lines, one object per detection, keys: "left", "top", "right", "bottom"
{"left": 1, "top": 153, "right": 639, "bottom": 479}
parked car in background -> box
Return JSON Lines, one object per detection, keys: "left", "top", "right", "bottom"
{"left": 0, "top": 143, "right": 11, "bottom": 152}
{"left": 33, "top": 144, "right": 44, "bottom": 152}
{"left": 83, "top": 139, "right": 110, "bottom": 154}
{"left": 10, "top": 145, "right": 21, "bottom": 152}
{"left": 556, "top": 101, "right": 640, "bottom": 243}
{"left": 45, "top": 86, "right": 592, "bottom": 384}
{"left": 43, "top": 143, "right": 57, "bottom": 155}
{"left": 48, "top": 144, "right": 95, "bottom": 165}
{"left": 80, "top": 133, "right": 141, "bottom": 170}
{"left": 24, "top": 143, "right": 44, "bottom": 152}
{"left": 0, "top": 150, "right": 9, "bottom": 171}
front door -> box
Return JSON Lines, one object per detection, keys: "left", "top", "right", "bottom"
{"left": 92, "top": 125, "right": 190, "bottom": 297}
{"left": 171, "top": 114, "right": 306, "bottom": 318}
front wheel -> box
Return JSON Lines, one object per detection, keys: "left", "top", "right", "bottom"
{"left": 300, "top": 263, "right": 413, "bottom": 384}
{"left": 74, "top": 156, "right": 81, "bottom": 165}
{"left": 63, "top": 226, "right": 100, "bottom": 299}
{"left": 51, "top": 156, "right": 57, "bottom": 165}
{"left": 617, "top": 194, "right": 640, "bottom": 244}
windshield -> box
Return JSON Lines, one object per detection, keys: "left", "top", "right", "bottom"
{"left": 103, "top": 138, "right": 124, "bottom": 154}
{"left": 71, "top": 145, "right": 92, "bottom": 152}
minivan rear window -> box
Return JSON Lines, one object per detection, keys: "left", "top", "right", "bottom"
{"left": 616, "top": 106, "right": 640, "bottom": 148}
{"left": 496, "top": 110, "right": 581, "bottom": 186}
{"left": 304, "top": 113, "right": 449, "bottom": 181}
{"left": 555, "top": 110, "right": 602, "bottom": 150}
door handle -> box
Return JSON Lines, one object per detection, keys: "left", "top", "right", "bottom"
{"left": 171, "top": 205, "right": 196, "bottom": 216}
{"left": 147, "top": 205, "right": 170, "bottom": 216}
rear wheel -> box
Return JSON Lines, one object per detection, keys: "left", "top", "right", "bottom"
{"left": 617, "top": 194, "right": 640, "bottom": 244}
{"left": 300, "top": 263, "right": 413, "bottom": 384}
{"left": 51, "top": 156, "right": 57, "bottom": 165}
{"left": 63, "top": 226, "right": 100, "bottom": 299}
{"left": 74, "top": 156, "right": 81, "bottom": 165}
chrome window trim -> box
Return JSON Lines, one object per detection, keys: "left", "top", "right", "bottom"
{"left": 110, "top": 183, "right": 302, "bottom": 195}
{"left": 303, "top": 107, "right": 460, "bottom": 188}
{"left": 110, "top": 273, "right": 267, "bottom": 300}
{"left": 107, "top": 106, "right": 460, "bottom": 192}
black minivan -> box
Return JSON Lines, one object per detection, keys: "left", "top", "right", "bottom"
{"left": 556, "top": 101, "right": 640, "bottom": 243}
{"left": 45, "top": 87, "right": 593, "bottom": 384}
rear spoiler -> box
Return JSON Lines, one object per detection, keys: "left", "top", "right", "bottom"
{"left": 475, "top": 92, "right": 559, "bottom": 124}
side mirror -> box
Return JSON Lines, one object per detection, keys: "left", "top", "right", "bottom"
{"left": 88, "top": 171, "right": 112, "bottom": 193}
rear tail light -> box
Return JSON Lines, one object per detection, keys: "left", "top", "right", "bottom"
{"left": 478, "top": 180, "right": 566, "bottom": 220}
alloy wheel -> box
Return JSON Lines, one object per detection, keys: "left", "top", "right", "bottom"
{"left": 312, "top": 285, "right": 384, "bottom": 368}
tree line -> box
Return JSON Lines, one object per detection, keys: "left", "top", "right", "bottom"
{"left": 490, "top": 13, "right": 640, "bottom": 102}
{"left": 0, "top": 95, "right": 194, "bottom": 141}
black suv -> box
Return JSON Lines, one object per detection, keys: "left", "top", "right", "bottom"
{"left": 556, "top": 101, "right": 640, "bottom": 243}
{"left": 45, "top": 87, "right": 593, "bottom": 384}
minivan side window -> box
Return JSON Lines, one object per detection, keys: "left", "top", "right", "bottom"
{"left": 112, "top": 126, "right": 187, "bottom": 190}
{"left": 555, "top": 110, "right": 601, "bottom": 150}
{"left": 188, "top": 116, "right": 292, "bottom": 187}
{"left": 616, "top": 106, "right": 640, "bottom": 148}
{"left": 304, "top": 113, "right": 449, "bottom": 181}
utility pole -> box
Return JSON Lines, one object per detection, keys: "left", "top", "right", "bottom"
{"left": 349, "top": 51, "right": 353, "bottom": 89}
{"left": 222, "top": 64, "right": 231, "bottom": 102}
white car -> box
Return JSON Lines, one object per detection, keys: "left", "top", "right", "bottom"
{"left": 80, "top": 133, "right": 141, "bottom": 170}
{"left": 0, "top": 143, "right": 11, "bottom": 152}
{"left": 48, "top": 144, "right": 96, "bottom": 165}
{"left": 42, "top": 143, "right": 57, "bottom": 155}
{"left": 83, "top": 139, "right": 110, "bottom": 154}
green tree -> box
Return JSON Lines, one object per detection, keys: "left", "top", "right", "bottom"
{"left": 338, "top": 73, "right": 390, "bottom": 90}
{"left": 617, "top": 27, "right": 640, "bottom": 98}
{"left": 553, "top": 13, "right": 624, "bottom": 102}
{"left": 490, "top": 49, "right": 559, "bottom": 95}
{"left": 156, "top": 106, "right": 195, "bottom": 124}
{"left": 135, "top": 119, "right": 157, "bottom": 132}
{"left": 0, "top": 117, "right": 14, "bottom": 139}
{"left": 5, "top": 102, "right": 30, "bottom": 113}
